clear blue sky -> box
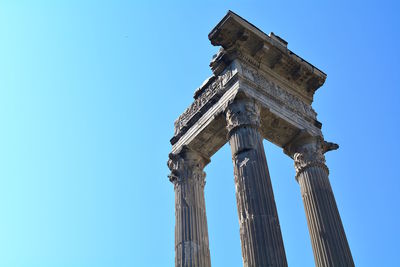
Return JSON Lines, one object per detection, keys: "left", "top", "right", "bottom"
{"left": 0, "top": 1, "right": 399, "bottom": 266}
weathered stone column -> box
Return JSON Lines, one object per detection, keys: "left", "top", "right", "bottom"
{"left": 226, "top": 98, "right": 287, "bottom": 267}
{"left": 168, "top": 148, "right": 211, "bottom": 267}
{"left": 286, "top": 137, "right": 354, "bottom": 267}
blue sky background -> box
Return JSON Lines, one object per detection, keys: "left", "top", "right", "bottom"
{"left": 0, "top": 1, "right": 399, "bottom": 266}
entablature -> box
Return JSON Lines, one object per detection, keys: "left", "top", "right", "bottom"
{"left": 208, "top": 10, "right": 326, "bottom": 105}
{"left": 171, "top": 59, "right": 323, "bottom": 159}
{"left": 170, "top": 11, "right": 328, "bottom": 163}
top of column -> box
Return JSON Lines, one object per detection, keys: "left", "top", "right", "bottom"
{"left": 208, "top": 10, "right": 326, "bottom": 105}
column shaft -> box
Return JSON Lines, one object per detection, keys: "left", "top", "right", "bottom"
{"left": 291, "top": 139, "right": 354, "bottom": 267}
{"left": 168, "top": 149, "right": 211, "bottom": 267}
{"left": 227, "top": 99, "right": 287, "bottom": 267}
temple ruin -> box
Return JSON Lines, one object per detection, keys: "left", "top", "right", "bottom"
{"left": 168, "top": 11, "right": 354, "bottom": 267}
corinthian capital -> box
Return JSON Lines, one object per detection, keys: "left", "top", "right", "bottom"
{"left": 285, "top": 134, "right": 338, "bottom": 180}
{"left": 293, "top": 146, "right": 326, "bottom": 179}
{"left": 167, "top": 147, "right": 208, "bottom": 187}
{"left": 226, "top": 98, "right": 260, "bottom": 134}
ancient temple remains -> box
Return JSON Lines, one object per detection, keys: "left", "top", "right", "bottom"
{"left": 168, "top": 11, "right": 354, "bottom": 267}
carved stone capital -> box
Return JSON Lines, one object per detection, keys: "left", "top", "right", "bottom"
{"left": 285, "top": 135, "right": 338, "bottom": 181}
{"left": 168, "top": 147, "right": 208, "bottom": 187}
{"left": 293, "top": 144, "right": 327, "bottom": 181}
{"left": 226, "top": 98, "right": 260, "bottom": 134}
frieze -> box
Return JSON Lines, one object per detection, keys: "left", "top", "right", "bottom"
{"left": 238, "top": 61, "right": 318, "bottom": 123}
{"left": 171, "top": 66, "right": 234, "bottom": 145}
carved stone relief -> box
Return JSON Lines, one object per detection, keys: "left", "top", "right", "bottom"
{"left": 171, "top": 66, "right": 235, "bottom": 145}
{"left": 237, "top": 60, "right": 318, "bottom": 121}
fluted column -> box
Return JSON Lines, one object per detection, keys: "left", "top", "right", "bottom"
{"left": 287, "top": 137, "right": 354, "bottom": 267}
{"left": 226, "top": 98, "right": 287, "bottom": 267}
{"left": 168, "top": 148, "right": 211, "bottom": 267}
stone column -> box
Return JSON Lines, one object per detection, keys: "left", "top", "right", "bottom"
{"left": 287, "top": 137, "right": 354, "bottom": 267}
{"left": 168, "top": 148, "right": 211, "bottom": 267}
{"left": 226, "top": 98, "right": 287, "bottom": 267}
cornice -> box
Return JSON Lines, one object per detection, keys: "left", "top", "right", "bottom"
{"left": 208, "top": 10, "right": 326, "bottom": 105}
